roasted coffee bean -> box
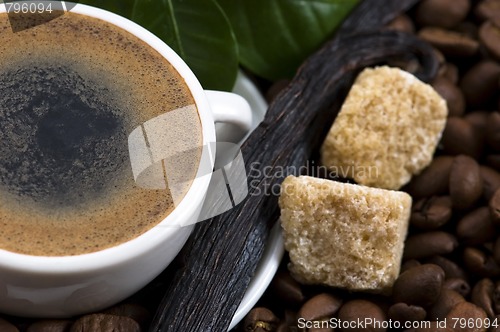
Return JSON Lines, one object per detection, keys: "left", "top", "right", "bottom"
{"left": 102, "top": 303, "right": 150, "bottom": 328}
{"left": 460, "top": 61, "right": 500, "bottom": 107}
{"left": 445, "top": 302, "right": 488, "bottom": 332}
{"left": 401, "top": 259, "right": 421, "bottom": 273}
{"left": 484, "top": 241, "right": 495, "bottom": 252}
{"left": 487, "top": 112, "right": 500, "bottom": 151}
{"left": 393, "top": 264, "right": 445, "bottom": 307}
{"left": 0, "top": 318, "right": 19, "bottom": 332}
{"left": 464, "top": 247, "right": 500, "bottom": 277}
{"left": 471, "top": 278, "right": 495, "bottom": 318}
{"left": 464, "top": 111, "right": 489, "bottom": 130}
{"left": 271, "top": 271, "right": 305, "bottom": 306}
{"left": 266, "top": 79, "right": 290, "bottom": 104}
{"left": 493, "top": 282, "right": 500, "bottom": 314}
{"left": 427, "top": 256, "right": 468, "bottom": 280}
{"left": 406, "top": 321, "right": 453, "bottom": 332}
{"left": 418, "top": 27, "right": 479, "bottom": 57}
{"left": 494, "top": 238, "right": 500, "bottom": 265}
{"left": 449, "top": 155, "right": 483, "bottom": 210}
{"left": 415, "top": 0, "right": 470, "bottom": 28}
{"left": 441, "top": 118, "right": 483, "bottom": 158}
{"left": 443, "top": 278, "right": 471, "bottom": 297}
{"left": 489, "top": 189, "right": 500, "bottom": 224}
{"left": 283, "top": 310, "right": 296, "bottom": 325}
{"left": 490, "top": 316, "right": 500, "bottom": 332}
{"left": 388, "top": 302, "right": 426, "bottom": 322}
{"left": 69, "top": 314, "right": 140, "bottom": 332}
{"left": 298, "top": 293, "right": 342, "bottom": 321}
{"left": 432, "top": 77, "right": 466, "bottom": 117}
{"left": 26, "top": 320, "right": 72, "bottom": 332}
{"left": 428, "top": 289, "right": 465, "bottom": 320}
{"left": 475, "top": 0, "right": 500, "bottom": 21}
{"left": 486, "top": 155, "right": 500, "bottom": 171}
{"left": 488, "top": 154, "right": 500, "bottom": 170}
{"left": 455, "top": 21, "right": 480, "bottom": 39}
{"left": 479, "top": 19, "right": 500, "bottom": 59}
{"left": 337, "top": 300, "right": 386, "bottom": 332}
{"left": 405, "top": 156, "right": 453, "bottom": 198}
{"left": 464, "top": 247, "right": 488, "bottom": 273}
{"left": 404, "top": 232, "right": 458, "bottom": 260}
{"left": 385, "top": 14, "right": 415, "bottom": 34}
{"left": 275, "top": 310, "right": 297, "bottom": 332}
{"left": 456, "top": 207, "right": 495, "bottom": 245}
{"left": 244, "top": 308, "right": 279, "bottom": 332}
{"left": 305, "top": 325, "right": 331, "bottom": 332}
{"left": 481, "top": 166, "right": 500, "bottom": 200}
{"left": 385, "top": 57, "right": 421, "bottom": 74}
{"left": 433, "top": 47, "right": 447, "bottom": 69}
{"left": 275, "top": 322, "right": 291, "bottom": 332}
{"left": 439, "top": 63, "right": 460, "bottom": 84}
{"left": 411, "top": 196, "right": 452, "bottom": 229}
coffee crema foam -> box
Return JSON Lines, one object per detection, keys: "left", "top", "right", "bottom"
{"left": 0, "top": 12, "right": 202, "bottom": 256}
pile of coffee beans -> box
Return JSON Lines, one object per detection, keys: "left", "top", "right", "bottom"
{"left": 0, "top": 303, "right": 152, "bottom": 331}
{"left": 239, "top": 0, "right": 500, "bottom": 331}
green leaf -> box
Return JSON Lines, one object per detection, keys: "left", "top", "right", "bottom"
{"left": 79, "top": 0, "right": 239, "bottom": 91}
{"left": 218, "top": 0, "right": 360, "bottom": 81}
{"left": 78, "top": 0, "right": 133, "bottom": 19}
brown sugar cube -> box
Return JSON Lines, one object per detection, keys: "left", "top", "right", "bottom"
{"left": 321, "top": 66, "right": 448, "bottom": 190}
{"left": 279, "top": 175, "right": 412, "bottom": 293}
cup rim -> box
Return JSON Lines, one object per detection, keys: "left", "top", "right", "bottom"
{"left": 0, "top": 3, "right": 216, "bottom": 271}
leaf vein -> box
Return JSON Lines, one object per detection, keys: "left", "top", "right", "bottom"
{"left": 165, "top": 0, "right": 185, "bottom": 58}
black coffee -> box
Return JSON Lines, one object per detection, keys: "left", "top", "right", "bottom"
{"left": 0, "top": 12, "right": 202, "bottom": 256}
{"left": 0, "top": 64, "right": 126, "bottom": 207}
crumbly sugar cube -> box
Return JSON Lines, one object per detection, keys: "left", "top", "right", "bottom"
{"left": 279, "top": 175, "right": 412, "bottom": 293}
{"left": 321, "top": 66, "right": 448, "bottom": 190}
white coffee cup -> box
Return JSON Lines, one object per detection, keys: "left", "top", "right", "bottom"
{"left": 0, "top": 2, "right": 252, "bottom": 317}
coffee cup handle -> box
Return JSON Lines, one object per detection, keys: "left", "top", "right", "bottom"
{"left": 205, "top": 90, "right": 253, "bottom": 144}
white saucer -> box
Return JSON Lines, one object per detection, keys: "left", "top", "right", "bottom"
{"left": 227, "top": 72, "right": 285, "bottom": 330}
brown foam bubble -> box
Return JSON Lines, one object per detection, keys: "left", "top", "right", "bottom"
{"left": 0, "top": 12, "right": 202, "bottom": 256}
